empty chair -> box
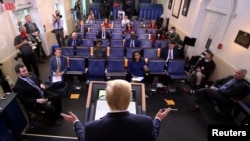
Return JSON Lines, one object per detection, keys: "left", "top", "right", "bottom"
{"left": 113, "top": 23, "right": 122, "bottom": 28}
{"left": 136, "top": 28, "right": 147, "bottom": 34}
{"left": 106, "top": 58, "right": 126, "bottom": 80}
{"left": 139, "top": 39, "right": 152, "bottom": 48}
{"left": 143, "top": 48, "right": 157, "bottom": 59}
{"left": 87, "top": 58, "right": 106, "bottom": 81}
{"left": 76, "top": 47, "right": 90, "bottom": 58}
{"left": 168, "top": 59, "right": 188, "bottom": 81}
{"left": 92, "top": 23, "right": 101, "bottom": 28}
{"left": 66, "top": 57, "right": 85, "bottom": 75}
{"left": 86, "top": 32, "right": 97, "bottom": 41}
{"left": 82, "top": 39, "right": 94, "bottom": 47}
{"left": 125, "top": 48, "right": 141, "bottom": 59}
{"left": 111, "top": 33, "right": 123, "bottom": 39}
{"left": 95, "top": 20, "right": 103, "bottom": 24}
{"left": 148, "top": 59, "right": 166, "bottom": 75}
{"left": 112, "top": 28, "right": 123, "bottom": 33}
{"left": 90, "top": 28, "right": 100, "bottom": 33}
{"left": 110, "top": 39, "right": 123, "bottom": 47}
{"left": 61, "top": 47, "right": 74, "bottom": 57}
{"left": 108, "top": 47, "right": 124, "bottom": 58}
{"left": 155, "top": 40, "right": 168, "bottom": 48}
{"left": 113, "top": 20, "right": 121, "bottom": 24}
{"left": 137, "top": 34, "right": 149, "bottom": 40}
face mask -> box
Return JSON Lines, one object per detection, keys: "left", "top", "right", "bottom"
{"left": 20, "top": 30, "right": 28, "bottom": 39}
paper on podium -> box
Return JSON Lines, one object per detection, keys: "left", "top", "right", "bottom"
{"left": 132, "top": 77, "right": 144, "bottom": 82}
{"left": 70, "top": 93, "right": 80, "bottom": 99}
{"left": 52, "top": 76, "right": 62, "bottom": 83}
{"left": 164, "top": 99, "right": 175, "bottom": 105}
{"left": 95, "top": 100, "right": 136, "bottom": 120}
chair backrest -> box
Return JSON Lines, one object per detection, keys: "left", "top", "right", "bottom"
{"left": 82, "top": 39, "right": 94, "bottom": 47}
{"left": 139, "top": 39, "right": 152, "bottom": 48}
{"left": 92, "top": 23, "right": 101, "bottom": 28}
{"left": 108, "top": 47, "right": 124, "bottom": 58}
{"left": 136, "top": 28, "right": 147, "bottom": 34}
{"left": 147, "top": 29, "right": 157, "bottom": 34}
{"left": 67, "top": 57, "right": 85, "bottom": 75}
{"left": 87, "top": 58, "right": 106, "bottom": 81}
{"left": 126, "top": 48, "right": 142, "bottom": 59}
{"left": 76, "top": 47, "right": 90, "bottom": 58}
{"left": 112, "top": 28, "right": 123, "bottom": 33}
{"left": 137, "top": 34, "right": 148, "bottom": 40}
{"left": 61, "top": 47, "right": 74, "bottom": 57}
{"left": 168, "top": 59, "right": 187, "bottom": 76}
{"left": 155, "top": 40, "right": 168, "bottom": 48}
{"left": 113, "top": 23, "right": 122, "bottom": 28}
{"left": 111, "top": 33, "right": 123, "bottom": 40}
{"left": 110, "top": 39, "right": 123, "bottom": 47}
{"left": 86, "top": 32, "right": 97, "bottom": 41}
{"left": 107, "top": 58, "right": 125, "bottom": 72}
{"left": 148, "top": 59, "right": 165, "bottom": 74}
{"left": 90, "top": 28, "right": 100, "bottom": 33}
{"left": 143, "top": 48, "right": 157, "bottom": 59}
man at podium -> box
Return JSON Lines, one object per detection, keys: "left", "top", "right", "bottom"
{"left": 61, "top": 79, "right": 171, "bottom": 141}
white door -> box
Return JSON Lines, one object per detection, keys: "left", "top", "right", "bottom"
{"left": 195, "top": 10, "right": 226, "bottom": 54}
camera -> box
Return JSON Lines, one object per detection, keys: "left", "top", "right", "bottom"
{"left": 14, "top": 53, "right": 22, "bottom": 61}
{"left": 35, "top": 36, "right": 42, "bottom": 43}
{"left": 27, "top": 38, "right": 37, "bottom": 50}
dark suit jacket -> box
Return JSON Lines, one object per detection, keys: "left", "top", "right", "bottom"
{"left": 160, "top": 46, "right": 179, "bottom": 59}
{"left": 13, "top": 73, "right": 44, "bottom": 108}
{"left": 24, "top": 22, "right": 40, "bottom": 34}
{"left": 74, "top": 112, "right": 161, "bottom": 141}
{"left": 76, "top": 26, "right": 87, "bottom": 38}
{"left": 97, "top": 31, "right": 111, "bottom": 40}
{"left": 67, "top": 38, "right": 81, "bottom": 47}
{"left": 213, "top": 75, "right": 246, "bottom": 98}
{"left": 124, "top": 38, "right": 140, "bottom": 48}
{"left": 49, "top": 56, "right": 68, "bottom": 76}
{"left": 195, "top": 58, "right": 215, "bottom": 77}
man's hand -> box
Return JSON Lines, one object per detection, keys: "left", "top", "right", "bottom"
{"left": 155, "top": 107, "right": 171, "bottom": 121}
{"left": 61, "top": 111, "right": 78, "bottom": 124}
{"left": 37, "top": 98, "right": 48, "bottom": 104}
{"left": 40, "top": 84, "right": 46, "bottom": 90}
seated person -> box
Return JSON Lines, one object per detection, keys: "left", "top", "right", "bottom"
{"left": 166, "top": 26, "right": 180, "bottom": 44}
{"left": 147, "top": 20, "right": 158, "bottom": 29}
{"left": 127, "top": 51, "right": 149, "bottom": 82}
{"left": 102, "top": 18, "right": 111, "bottom": 28}
{"left": 190, "top": 51, "right": 216, "bottom": 89}
{"left": 76, "top": 20, "right": 87, "bottom": 39}
{"left": 49, "top": 48, "right": 68, "bottom": 88}
{"left": 13, "top": 64, "right": 63, "bottom": 126}
{"left": 185, "top": 69, "right": 248, "bottom": 115}
{"left": 121, "top": 15, "right": 130, "bottom": 27}
{"left": 93, "top": 40, "right": 107, "bottom": 58}
{"left": 85, "top": 14, "right": 94, "bottom": 24}
{"left": 160, "top": 40, "right": 180, "bottom": 69}
{"left": 67, "top": 32, "right": 81, "bottom": 55}
{"left": 124, "top": 22, "right": 135, "bottom": 34}
{"left": 97, "top": 26, "right": 111, "bottom": 40}
{"left": 152, "top": 29, "right": 166, "bottom": 45}
{"left": 124, "top": 31, "right": 140, "bottom": 48}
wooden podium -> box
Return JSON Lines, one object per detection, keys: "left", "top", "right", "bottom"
{"left": 84, "top": 81, "right": 146, "bottom": 122}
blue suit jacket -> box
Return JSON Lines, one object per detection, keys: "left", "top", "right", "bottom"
{"left": 124, "top": 38, "right": 140, "bottom": 48}
{"left": 49, "top": 56, "right": 68, "bottom": 76}
{"left": 160, "top": 46, "right": 180, "bottom": 59}
{"left": 74, "top": 112, "right": 161, "bottom": 141}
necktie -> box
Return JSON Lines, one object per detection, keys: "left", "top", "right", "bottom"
{"left": 219, "top": 79, "right": 236, "bottom": 91}
{"left": 130, "top": 40, "right": 134, "bottom": 47}
{"left": 29, "top": 23, "right": 34, "bottom": 32}
{"left": 26, "top": 77, "right": 44, "bottom": 98}
{"left": 81, "top": 26, "right": 84, "bottom": 32}
{"left": 72, "top": 40, "right": 76, "bottom": 46}
{"left": 102, "top": 32, "right": 105, "bottom": 38}
{"left": 56, "top": 57, "right": 61, "bottom": 72}
{"left": 169, "top": 49, "right": 173, "bottom": 59}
